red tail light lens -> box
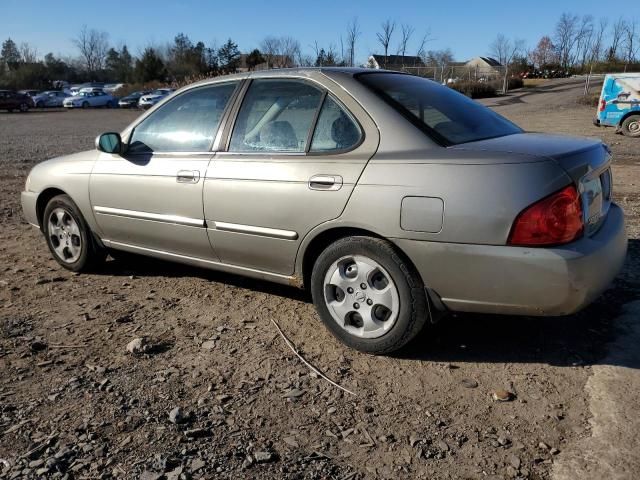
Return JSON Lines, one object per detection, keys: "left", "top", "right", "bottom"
{"left": 599, "top": 99, "right": 606, "bottom": 111}
{"left": 508, "top": 185, "right": 583, "bottom": 246}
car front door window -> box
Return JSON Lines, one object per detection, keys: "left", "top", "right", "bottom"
{"left": 229, "top": 79, "right": 324, "bottom": 153}
{"left": 129, "top": 82, "right": 238, "bottom": 153}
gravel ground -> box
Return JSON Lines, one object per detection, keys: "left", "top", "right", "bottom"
{"left": 0, "top": 79, "right": 638, "bottom": 480}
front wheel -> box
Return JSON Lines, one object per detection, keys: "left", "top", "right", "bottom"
{"left": 42, "top": 194, "right": 106, "bottom": 272}
{"left": 621, "top": 115, "right": 640, "bottom": 137}
{"left": 19, "top": 102, "right": 29, "bottom": 112}
{"left": 82, "top": 101, "right": 89, "bottom": 109}
{"left": 310, "top": 236, "right": 428, "bottom": 354}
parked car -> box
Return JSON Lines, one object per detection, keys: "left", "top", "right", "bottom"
{"left": 594, "top": 73, "right": 640, "bottom": 137}
{"left": 138, "top": 88, "right": 175, "bottom": 109}
{"left": 18, "top": 89, "right": 41, "bottom": 98}
{"left": 0, "top": 90, "right": 33, "bottom": 112}
{"left": 21, "top": 68, "right": 627, "bottom": 354}
{"left": 118, "top": 90, "right": 150, "bottom": 108}
{"left": 103, "top": 83, "right": 125, "bottom": 93}
{"left": 63, "top": 91, "right": 117, "bottom": 109}
{"left": 32, "top": 91, "right": 70, "bottom": 108}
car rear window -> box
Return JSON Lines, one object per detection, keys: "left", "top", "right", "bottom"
{"left": 357, "top": 72, "right": 522, "bottom": 146}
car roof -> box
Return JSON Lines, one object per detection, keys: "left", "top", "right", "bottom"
{"left": 187, "top": 67, "right": 405, "bottom": 89}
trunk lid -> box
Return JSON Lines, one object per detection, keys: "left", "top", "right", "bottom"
{"left": 451, "top": 133, "right": 613, "bottom": 237}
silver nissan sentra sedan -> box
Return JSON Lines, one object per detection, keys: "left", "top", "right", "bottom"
{"left": 21, "top": 68, "right": 627, "bottom": 354}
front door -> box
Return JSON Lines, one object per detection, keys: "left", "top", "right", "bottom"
{"left": 204, "top": 77, "right": 378, "bottom": 275}
{"left": 90, "top": 81, "right": 239, "bottom": 259}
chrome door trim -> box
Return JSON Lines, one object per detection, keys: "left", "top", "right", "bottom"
{"left": 212, "top": 221, "right": 298, "bottom": 240}
{"left": 94, "top": 206, "right": 205, "bottom": 228}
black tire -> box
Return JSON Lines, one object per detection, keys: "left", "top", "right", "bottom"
{"left": 310, "top": 236, "right": 428, "bottom": 354}
{"left": 82, "top": 101, "right": 89, "bottom": 109}
{"left": 621, "top": 115, "right": 640, "bottom": 137}
{"left": 36, "top": 101, "right": 44, "bottom": 108}
{"left": 42, "top": 194, "right": 106, "bottom": 272}
{"left": 19, "top": 102, "right": 29, "bottom": 112}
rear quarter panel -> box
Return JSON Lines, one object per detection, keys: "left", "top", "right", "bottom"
{"left": 328, "top": 152, "right": 572, "bottom": 246}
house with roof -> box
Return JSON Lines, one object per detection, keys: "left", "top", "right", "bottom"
{"left": 464, "top": 57, "right": 502, "bottom": 76}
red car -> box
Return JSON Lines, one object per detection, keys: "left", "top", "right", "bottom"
{"left": 0, "top": 90, "right": 33, "bottom": 112}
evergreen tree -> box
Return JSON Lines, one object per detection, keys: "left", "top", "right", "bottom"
{"left": 135, "top": 47, "right": 166, "bottom": 83}
{"left": 1, "top": 38, "right": 21, "bottom": 69}
{"left": 218, "top": 39, "right": 240, "bottom": 74}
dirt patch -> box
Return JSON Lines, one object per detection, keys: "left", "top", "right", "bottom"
{"left": 0, "top": 80, "right": 638, "bottom": 479}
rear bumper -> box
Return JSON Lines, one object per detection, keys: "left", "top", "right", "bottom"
{"left": 393, "top": 203, "right": 627, "bottom": 316}
{"left": 21, "top": 190, "right": 39, "bottom": 228}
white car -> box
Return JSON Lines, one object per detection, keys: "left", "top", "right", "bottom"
{"left": 138, "top": 88, "right": 175, "bottom": 109}
{"left": 32, "top": 91, "right": 70, "bottom": 108}
{"left": 63, "top": 91, "right": 117, "bottom": 109}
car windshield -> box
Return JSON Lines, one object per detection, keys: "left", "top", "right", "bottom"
{"left": 357, "top": 72, "right": 522, "bottom": 146}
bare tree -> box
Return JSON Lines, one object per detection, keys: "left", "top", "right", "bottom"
{"left": 554, "top": 12, "right": 579, "bottom": 69}
{"left": 575, "top": 15, "right": 595, "bottom": 69}
{"left": 489, "top": 34, "right": 525, "bottom": 92}
{"left": 73, "top": 25, "right": 109, "bottom": 74}
{"left": 589, "top": 18, "right": 609, "bottom": 63}
{"left": 279, "top": 36, "right": 301, "bottom": 67}
{"left": 416, "top": 31, "right": 432, "bottom": 60}
{"left": 345, "top": 17, "right": 361, "bottom": 67}
{"left": 19, "top": 42, "right": 38, "bottom": 63}
{"left": 530, "top": 36, "right": 558, "bottom": 68}
{"left": 623, "top": 20, "right": 638, "bottom": 66}
{"left": 260, "top": 36, "right": 281, "bottom": 69}
{"left": 609, "top": 17, "right": 626, "bottom": 61}
{"left": 396, "top": 23, "right": 415, "bottom": 61}
{"left": 376, "top": 19, "right": 396, "bottom": 67}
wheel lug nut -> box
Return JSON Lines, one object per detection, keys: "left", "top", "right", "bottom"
{"left": 347, "top": 287, "right": 354, "bottom": 294}
{"left": 360, "top": 283, "right": 367, "bottom": 289}
{"left": 366, "top": 299, "right": 373, "bottom": 306}
{"left": 353, "top": 303, "right": 360, "bottom": 309}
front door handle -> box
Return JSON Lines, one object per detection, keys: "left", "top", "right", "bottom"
{"left": 176, "top": 170, "right": 200, "bottom": 183}
{"left": 309, "top": 174, "right": 343, "bottom": 191}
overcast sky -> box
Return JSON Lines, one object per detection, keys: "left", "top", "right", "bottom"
{"left": 2, "top": 0, "right": 629, "bottom": 63}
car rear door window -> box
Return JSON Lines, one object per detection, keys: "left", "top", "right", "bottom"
{"left": 129, "top": 82, "right": 238, "bottom": 153}
{"left": 229, "top": 79, "right": 324, "bottom": 153}
{"left": 310, "top": 96, "right": 362, "bottom": 152}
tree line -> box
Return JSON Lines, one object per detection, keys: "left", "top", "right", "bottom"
{"left": 491, "top": 13, "right": 639, "bottom": 75}
{"left": 1, "top": 13, "right": 638, "bottom": 90}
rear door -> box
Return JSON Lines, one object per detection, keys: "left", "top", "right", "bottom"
{"left": 203, "top": 76, "right": 379, "bottom": 275}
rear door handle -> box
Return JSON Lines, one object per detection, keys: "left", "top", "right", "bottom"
{"left": 309, "top": 174, "right": 343, "bottom": 191}
{"left": 176, "top": 170, "right": 200, "bottom": 183}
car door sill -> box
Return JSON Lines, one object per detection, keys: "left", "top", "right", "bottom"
{"left": 102, "top": 239, "right": 301, "bottom": 287}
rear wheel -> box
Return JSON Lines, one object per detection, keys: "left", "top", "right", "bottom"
{"left": 19, "top": 102, "right": 29, "bottom": 112}
{"left": 621, "top": 115, "right": 640, "bottom": 137}
{"left": 311, "top": 236, "right": 428, "bottom": 354}
{"left": 42, "top": 194, "right": 106, "bottom": 272}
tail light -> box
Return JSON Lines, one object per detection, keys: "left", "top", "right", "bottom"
{"left": 599, "top": 99, "right": 606, "bottom": 111}
{"left": 508, "top": 185, "right": 583, "bottom": 246}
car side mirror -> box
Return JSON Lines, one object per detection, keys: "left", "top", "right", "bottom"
{"left": 96, "top": 132, "right": 123, "bottom": 154}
